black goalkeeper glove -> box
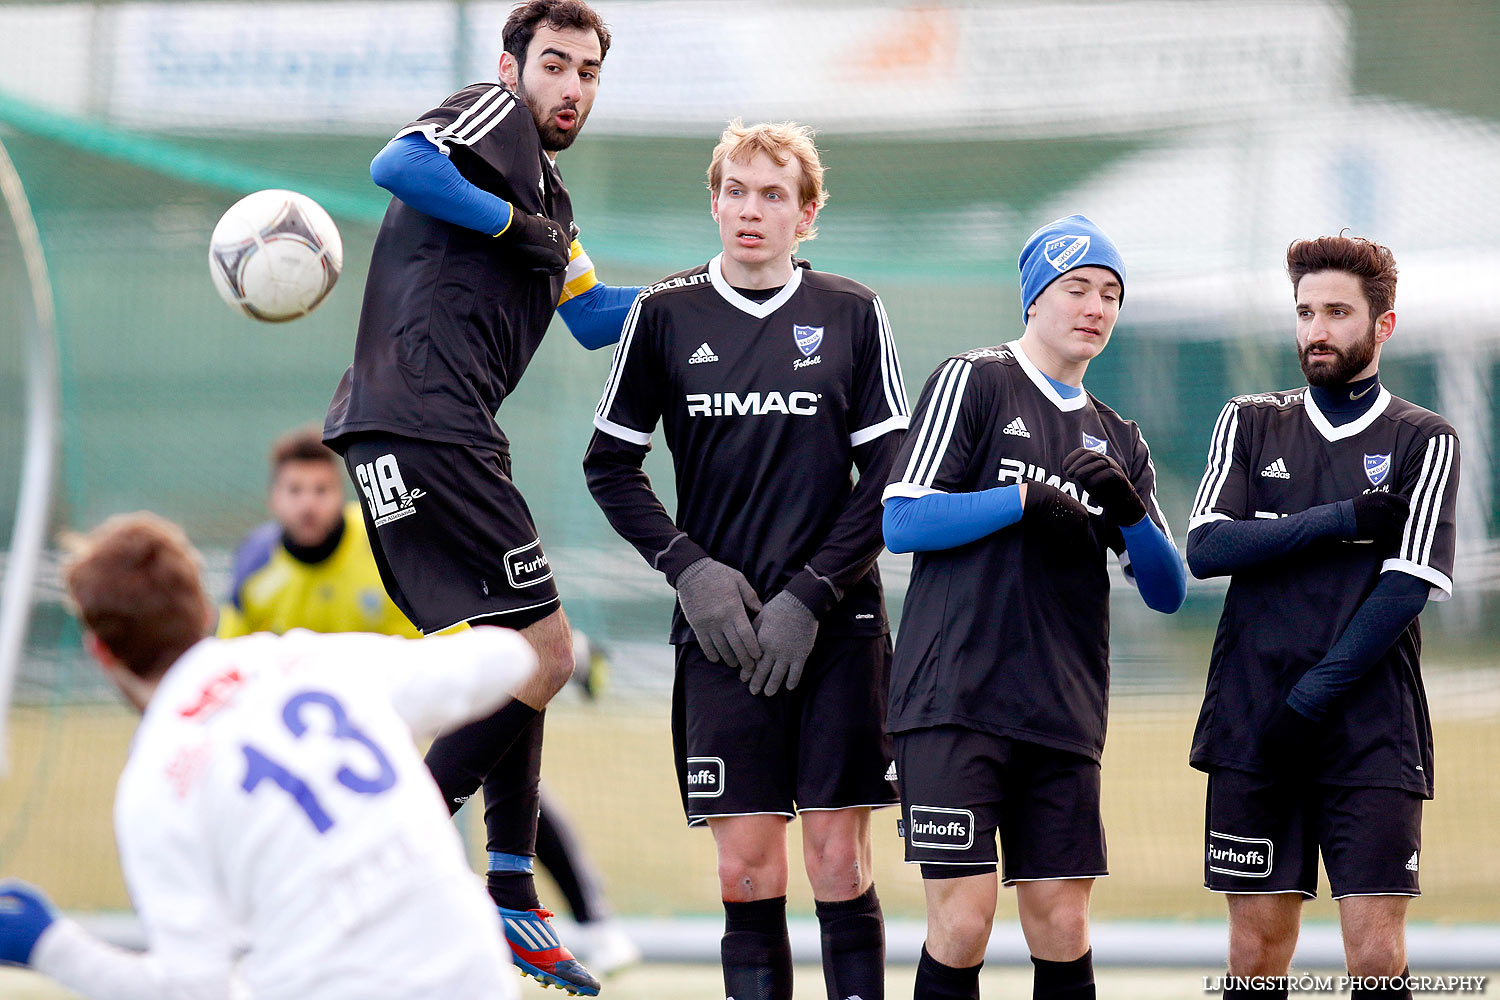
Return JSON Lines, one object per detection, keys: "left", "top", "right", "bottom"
{"left": 1260, "top": 700, "right": 1319, "bottom": 776}
{"left": 496, "top": 210, "right": 570, "bottom": 274}
{"left": 1063, "top": 446, "right": 1147, "bottom": 527}
{"left": 1347, "top": 492, "right": 1410, "bottom": 549}
{"left": 1022, "top": 481, "right": 1092, "bottom": 553}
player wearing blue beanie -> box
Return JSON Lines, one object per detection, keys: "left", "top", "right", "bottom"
{"left": 1018, "top": 214, "right": 1126, "bottom": 325}
{"left": 884, "top": 211, "right": 1184, "bottom": 1000}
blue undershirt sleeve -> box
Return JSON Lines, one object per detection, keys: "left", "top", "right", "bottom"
{"left": 882, "top": 487, "right": 1024, "bottom": 554}
{"left": 557, "top": 283, "right": 644, "bottom": 350}
{"left": 1186, "top": 500, "right": 1356, "bottom": 578}
{"left": 1120, "top": 517, "right": 1187, "bottom": 613}
{"left": 370, "top": 133, "right": 513, "bottom": 236}
{"left": 1286, "top": 571, "right": 1430, "bottom": 721}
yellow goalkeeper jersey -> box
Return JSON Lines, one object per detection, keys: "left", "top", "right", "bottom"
{"left": 217, "top": 503, "right": 421, "bottom": 639}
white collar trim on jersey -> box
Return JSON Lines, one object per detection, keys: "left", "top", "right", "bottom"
{"left": 1006, "top": 340, "right": 1090, "bottom": 412}
{"left": 708, "top": 253, "right": 803, "bottom": 318}
{"left": 1302, "top": 385, "right": 1392, "bottom": 442}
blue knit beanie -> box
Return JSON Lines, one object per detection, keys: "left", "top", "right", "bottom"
{"left": 1018, "top": 214, "right": 1125, "bottom": 324}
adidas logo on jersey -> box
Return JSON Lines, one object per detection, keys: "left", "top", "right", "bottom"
{"left": 1260, "top": 458, "right": 1291, "bottom": 479}
{"left": 688, "top": 343, "right": 719, "bottom": 364}
{"left": 884, "top": 761, "right": 897, "bottom": 782}
{"left": 1406, "top": 850, "right": 1419, "bottom": 872}
{"left": 1003, "top": 417, "right": 1031, "bottom": 438}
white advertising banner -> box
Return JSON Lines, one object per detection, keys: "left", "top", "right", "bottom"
{"left": 0, "top": 0, "right": 1349, "bottom": 136}
{"left": 474, "top": 0, "right": 1350, "bottom": 136}
{"left": 106, "top": 1, "right": 459, "bottom": 130}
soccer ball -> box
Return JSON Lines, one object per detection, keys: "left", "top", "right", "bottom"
{"left": 208, "top": 189, "right": 343, "bottom": 322}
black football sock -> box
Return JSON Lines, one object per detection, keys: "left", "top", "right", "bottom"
{"left": 722, "top": 896, "right": 793, "bottom": 1000}
{"left": 1032, "top": 949, "right": 1094, "bottom": 999}
{"left": 914, "top": 944, "right": 981, "bottom": 1000}
{"left": 815, "top": 884, "right": 885, "bottom": 1000}
{"left": 534, "top": 789, "right": 607, "bottom": 923}
{"left": 424, "top": 698, "right": 538, "bottom": 815}
{"left": 482, "top": 709, "right": 545, "bottom": 911}
{"left": 1346, "top": 967, "right": 1411, "bottom": 1000}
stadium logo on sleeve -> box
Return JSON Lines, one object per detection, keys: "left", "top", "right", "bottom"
{"left": 1364, "top": 453, "right": 1392, "bottom": 486}
{"left": 793, "top": 324, "right": 824, "bottom": 357}
{"left": 503, "top": 539, "right": 553, "bottom": 590}
{"left": 1082, "top": 432, "right": 1108, "bottom": 455}
{"left": 1207, "top": 830, "right": 1273, "bottom": 878}
{"left": 907, "top": 805, "right": 975, "bottom": 850}
{"left": 1044, "top": 235, "right": 1090, "bottom": 273}
{"left": 686, "top": 756, "right": 724, "bottom": 798}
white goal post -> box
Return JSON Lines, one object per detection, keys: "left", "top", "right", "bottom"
{"left": 0, "top": 135, "right": 60, "bottom": 775}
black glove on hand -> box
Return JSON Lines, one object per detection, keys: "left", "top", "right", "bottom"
{"left": 1260, "top": 700, "right": 1319, "bottom": 776}
{"left": 675, "top": 557, "right": 763, "bottom": 670}
{"left": 745, "top": 591, "right": 818, "bottom": 697}
{"left": 497, "top": 210, "right": 570, "bottom": 274}
{"left": 1348, "top": 492, "right": 1410, "bottom": 548}
{"left": 1022, "top": 481, "right": 1092, "bottom": 551}
{"left": 1062, "top": 446, "right": 1147, "bottom": 527}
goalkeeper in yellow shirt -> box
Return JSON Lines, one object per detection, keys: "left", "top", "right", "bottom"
{"left": 218, "top": 427, "right": 640, "bottom": 974}
{"left": 219, "top": 428, "right": 418, "bottom": 639}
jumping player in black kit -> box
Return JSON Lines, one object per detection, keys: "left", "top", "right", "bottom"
{"left": 882, "top": 216, "right": 1187, "bottom": 1000}
{"left": 585, "top": 120, "right": 909, "bottom": 1000}
{"left": 1187, "top": 237, "right": 1459, "bottom": 1000}
{"left": 322, "top": 2, "right": 637, "bottom": 993}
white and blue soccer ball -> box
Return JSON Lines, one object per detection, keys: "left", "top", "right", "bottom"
{"left": 209, "top": 189, "right": 343, "bottom": 322}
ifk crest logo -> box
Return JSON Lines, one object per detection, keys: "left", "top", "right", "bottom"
{"left": 1044, "top": 234, "right": 1090, "bottom": 273}
{"left": 1082, "top": 432, "right": 1108, "bottom": 455}
{"left": 1364, "top": 453, "right": 1392, "bottom": 486}
{"left": 793, "top": 324, "right": 824, "bottom": 357}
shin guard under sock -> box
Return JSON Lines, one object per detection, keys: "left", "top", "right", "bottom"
{"left": 815, "top": 884, "right": 885, "bottom": 1000}
{"left": 722, "top": 896, "right": 793, "bottom": 1000}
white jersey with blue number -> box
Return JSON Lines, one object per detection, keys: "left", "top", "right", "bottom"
{"left": 34, "top": 627, "right": 534, "bottom": 1000}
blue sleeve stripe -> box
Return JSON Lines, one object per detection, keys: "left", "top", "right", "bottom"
{"left": 882, "top": 486, "right": 1023, "bottom": 553}
{"left": 558, "top": 283, "right": 645, "bottom": 351}
{"left": 1120, "top": 516, "right": 1186, "bottom": 613}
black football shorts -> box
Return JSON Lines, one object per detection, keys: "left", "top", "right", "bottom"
{"left": 1204, "top": 767, "right": 1423, "bottom": 898}
{"left": 341, "top": 433, "right": 560, "bottom": 632}
{"left": 894, "top": 725, "right": 1108, "bottom": 883}
{"left": 672, "top": 634, "right": 898, "bottom": 826}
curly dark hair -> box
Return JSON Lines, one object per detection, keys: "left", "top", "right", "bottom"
{"left": 502, "top": 0, "right": 611, "bottom": 69}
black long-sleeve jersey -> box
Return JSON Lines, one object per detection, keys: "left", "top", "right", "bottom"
{"left": 1187, "top": 387, "right": 1459, "bottom": 796}
{"left": 883, "top": 342, "right": 1171, "bottom": 761}
{"left": 325, "top": 83, "right": 574, "bottom": 453}
{"left": 584, "top": 256, "right": 910, "bottom": 641}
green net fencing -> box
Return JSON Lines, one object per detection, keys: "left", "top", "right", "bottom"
{"left": 2, "top": 0, "right": 1499, "bottom": 925}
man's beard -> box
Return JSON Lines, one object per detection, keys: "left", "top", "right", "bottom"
{"left": 519, "top": 82, "right": 584, "bottom": 152}
{"left": 1300, "top": 322, "right": 1377, "bottom": 386}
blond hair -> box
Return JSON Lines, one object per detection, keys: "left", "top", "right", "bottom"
{"left": 707, "top": 119, "right": 828, "bottom": 242}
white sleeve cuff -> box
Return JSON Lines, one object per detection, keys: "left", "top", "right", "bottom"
{"left": 1381, "top": 558, "right": 1453, "bottom": 601}
{"left": 592, "top": 414, "right": 652, "bottom": 446}
{"left": 391, "top": 122, "right": 451, "bottom": 156}
{"left": 1187, "top": 512, "right": 1231, "bottom": 532}
{"left": 850, "top": 414, "right": 909, "bottom": 447}
{"left": 881, "top": 482, "right": 943, "bottom": 504}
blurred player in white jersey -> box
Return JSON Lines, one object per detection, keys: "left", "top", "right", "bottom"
{"left": 0, "top": 512, "right": 536, "bottom": 999}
